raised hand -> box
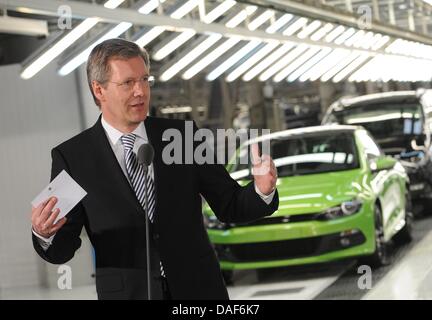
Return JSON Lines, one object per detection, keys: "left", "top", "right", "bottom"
{"left": 251, "top": 143, "right": 277, "bottom": 195}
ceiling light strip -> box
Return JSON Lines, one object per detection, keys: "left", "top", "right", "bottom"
{"left": 242, "top": 42, "right": 295, "bottom": 81}
{"left": 225, "top": 41, "right": 280, "bottom": 82}
{"left": 259, "top": 43, "right": 309, "bottom": 81}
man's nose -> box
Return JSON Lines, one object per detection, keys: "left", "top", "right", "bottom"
{"left": 132, "top": 81, "right": 145, "bottom": 96}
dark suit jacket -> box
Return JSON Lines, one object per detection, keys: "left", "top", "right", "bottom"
{"left": 32, "top": 116, "right": 279, "bottom": 299}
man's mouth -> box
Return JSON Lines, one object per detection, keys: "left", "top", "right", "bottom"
{"left": 130, "top": 102, "right": 145, "bottom": 108}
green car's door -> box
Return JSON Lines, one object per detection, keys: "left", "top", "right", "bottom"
{"left": 356, "top": 130, "right": 406, "bottom": 241}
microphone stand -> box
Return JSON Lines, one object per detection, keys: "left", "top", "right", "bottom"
{"left": 142, "top": 164, "right": 152, "bottom": 300}
{"left": 137, "top": 143, "right": 155, "bottom": 300}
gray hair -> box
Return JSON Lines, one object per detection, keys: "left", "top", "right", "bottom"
{"left": 86, "top": 38, "right": 150, "bottom": 107}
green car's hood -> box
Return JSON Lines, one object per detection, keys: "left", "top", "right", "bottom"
{"left": 240, "top": 168, "right": 368, "bottom": 217}
{"left": 203, "top": 168, "right": 370, "bottom": 218}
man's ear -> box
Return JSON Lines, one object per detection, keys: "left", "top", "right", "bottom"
{"left": 92, "top": 80, "right": 106, "bottom": 104}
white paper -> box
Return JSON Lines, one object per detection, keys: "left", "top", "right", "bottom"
{"left": 31, "top": 170, "right": 87, "bottom": 224}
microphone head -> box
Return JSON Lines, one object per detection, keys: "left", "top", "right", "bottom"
{"left": 137, "top": 143, "right": 154, "bottom": 167}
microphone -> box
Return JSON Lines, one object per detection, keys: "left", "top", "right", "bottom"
{"left": 137, "top": 143, "right": 154, "bottom": 300}
{"left": 137, "top": 143, "right": 154, "bottom": 172}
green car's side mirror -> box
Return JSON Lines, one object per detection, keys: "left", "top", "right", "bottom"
{"left": 370, "top": 156, "right": 397, "bottom": 172}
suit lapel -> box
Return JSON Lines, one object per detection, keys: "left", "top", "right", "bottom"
{"left": 89, "top": 117, "right": 145, "bottom": 215}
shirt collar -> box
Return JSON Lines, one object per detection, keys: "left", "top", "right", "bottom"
{"left": 101, "top": 115, "right": 148, "bottom": 146}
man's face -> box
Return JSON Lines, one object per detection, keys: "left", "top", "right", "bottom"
{"left": 98, "top": 56, "right": 150, "bottom": 131}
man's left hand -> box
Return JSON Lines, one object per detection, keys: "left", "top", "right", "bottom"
{"left": 251, "top": 143, "right": 278, "bottom": 195}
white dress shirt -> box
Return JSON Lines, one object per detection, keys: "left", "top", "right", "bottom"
{"left": 34, "top": 116, "right": 275, "bottom": 249}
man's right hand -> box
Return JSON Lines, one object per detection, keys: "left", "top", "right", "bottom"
{"left": 31, "top": 197, "right": 67, "bottom": 238}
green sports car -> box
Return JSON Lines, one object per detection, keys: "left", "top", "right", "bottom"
{"left": 203, "top": 125, "right": 413, "bottom": 280}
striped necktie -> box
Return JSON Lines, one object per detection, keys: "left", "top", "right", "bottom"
{"left": 120, "top": 134, "right": 166, "bottom": 277}
{"left": 120, "top": 133, "right": 156, "bottom": 222}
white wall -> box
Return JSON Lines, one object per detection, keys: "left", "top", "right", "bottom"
{"left": 77, "top": 64, "right": 101, "bottom": 129}
{"left": 0, "top": 63, "right": 91, "bottom": 290}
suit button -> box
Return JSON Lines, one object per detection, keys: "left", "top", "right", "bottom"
{"left": 153, "top": 233, "right": 160, "bottom": 240}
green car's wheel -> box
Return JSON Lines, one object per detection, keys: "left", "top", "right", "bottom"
{"left": 393, "top": 191, "right": 413, "bottom": 245}
{"left": 360, "top": 205, "right": 390, "bottom": 268}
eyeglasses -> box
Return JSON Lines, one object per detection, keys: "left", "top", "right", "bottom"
{"left": 108, "top": 75, "right": 155, "bottom": 91}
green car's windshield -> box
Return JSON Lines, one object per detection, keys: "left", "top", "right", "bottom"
{"left": 329, "top": 102, "right": 423, "bottom": 139}
{"left": 230, "top": 132, "right": 359, "bottom": 179}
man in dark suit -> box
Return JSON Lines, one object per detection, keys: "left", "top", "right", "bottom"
{"left": 31, "top": 38, "right": 279, "bottom": 300}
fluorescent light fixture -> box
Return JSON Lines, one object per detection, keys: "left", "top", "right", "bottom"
{"left": 259, "top": 44, "right": 309, "bottom": 81}
{"left": 348, "top": 56, "right": 378, "bottom": 82}
{"left": 226, "top": 6, "right": 257, "bottom": 28}
{"left": 248, "top": 10, "right": 274, "bottom": 31}
{"left": 160, "top": 106, "right": 204, "bottom": 114}
{"left": 299, "top": 49, "right": 349, "bottom": 81}
{"left": 282, "top": 46, "right": 322, "bottom": 82}
{"left": 0, "top": 16, "right": 48, "bottom": 37}
{"left": 206, "top": 8, "right": 278, "bottom": 80}
{"left": 21, "top": 17, "right": 99, "bottom": 79}
{"left": 362, "top": 33, "right": 382, "bottom": 50}
{"left": 138, "top": 0, "right": 167, "bottom": 14}
{"left": 22, "top": 0, "right": 126, "bottom": 79}
{"left": 153, "top": 29, "right": 196, "bottom": 60}
{"left": 321, "top": 52, "right": 361, "bottom": 82}
{"left": 287, "top": 47, "right": 332, "bottom": 82}
{"left": 344, "top": 30, "right": 365, "bottom": 47}
{"left": 104, "top": 0, "right": 126, "bottom": 9}
{"left": 153, "top": 0, "right": 236, "bottom": 61}
{"left": 245, "top": 5, "right": 258, "bottom": 15}
{"left": 334, "top": 27, "right": 356, "bottom": 45}
{"left": 273, "top": 46, "right": 321, "bottom": 82}
{"left": 283, "top": 17, "right": 308, "bottom": 36}
{"left": 181, "top": 5, "right": 258, "bottom": 79}
{"left": 206, "top": 39, "right": 261, "bottom": 81}
{"left": 365, "top": 55, "right": 382, "bottom": 81}
{"left": 266, "top": 14, "right": 293, "bottom": 34}
{"left": 135, "top": 26, "right": 166, "bottom": 48}
{"left": 325, "top": 25, "right": 345, "bottom": 42}
{"left": 171, "top": 0, "right": 200, "bottom": 19}
{"left": 385, "top": 39, "right": 432, "bottom": 60}
{"left": 160, "top": 33, "right": 222, "bottom": 81}
{"left": 371, "top": 35, "right": 390, "bottom": 50}
{"left": 136, "top": 0, "right": 198, "bottom": 48}
{"left": 202, "top": 0, "right": 237, "bottom": 24}
{"left": 332, "top": 53, "right": 370, "bottom": 82}
{"left": 385, "top": 39, "right": 400, "bottom": 53}
{"left": 183, "top": 37, "right": 241, "bottom": 79}
{"left": 226, "top": 41, "right": 280, "bottom": 82}
{"left": 58, "top": 22, "right": 132, "bottom": 76}
{"left": 297, "top": 20, "right": 322, "bottom": 39}
{"left": 355, "top": 31, "right": 375, "bottom": 49}
{"left": 243, "top": 42, "right": 295, "bottom": 81}
{"left": 310, "top": 23, "right": 334, "bottom": 41}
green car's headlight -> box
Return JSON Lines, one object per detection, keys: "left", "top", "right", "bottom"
{"left": 317, "top": 200, "right": 362, "bottom": 220}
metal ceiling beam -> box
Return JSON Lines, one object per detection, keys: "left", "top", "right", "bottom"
{"left": 1, "top": 0, "right": 431, "bottom": 46}
{"left": 0, "top": 0, "right": 391, "bottom": 56}
{"left": 245, "top": 0, "right": 432, "bottom": 45}
{"left": 2, "top": 0, "right": 432, "bottom": 72}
